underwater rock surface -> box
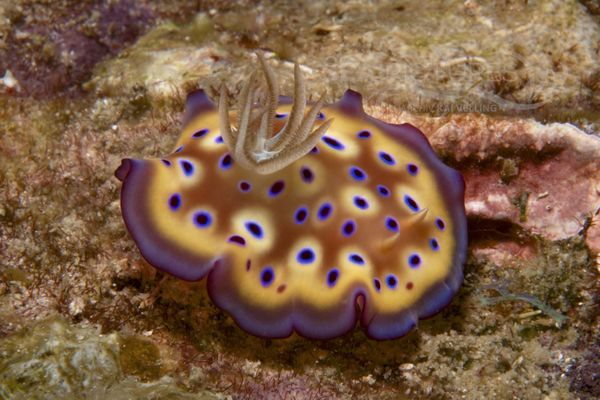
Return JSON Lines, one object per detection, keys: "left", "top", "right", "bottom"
{"left": 1, "top": 1, "right": 599, "bottom": 399}
{"left": 0, "top": 318, "right": 219, "bottom": 399}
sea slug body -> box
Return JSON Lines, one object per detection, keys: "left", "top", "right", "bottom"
{"left": 115, "top": 58, "right": 467, "bottom": 340}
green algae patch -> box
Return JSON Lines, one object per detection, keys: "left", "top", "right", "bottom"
{"left": 119, "top": 336, "right": 162, "bottom": 382}
{"left": 2, "top": 267, "right": 30, "bottom": 286}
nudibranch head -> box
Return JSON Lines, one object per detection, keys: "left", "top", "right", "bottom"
{"left": 115, "top": 60, "right": 467, "bottom": 340}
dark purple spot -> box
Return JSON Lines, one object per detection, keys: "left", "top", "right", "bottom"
{"left": 408, "top": 253, "right": 421, "bottom": 268}
{"left": 228, "top": 235, "right": 246, "bottom": 246}
{"left": 161, "top": 159, "right": 171, "bottom": 166}
{"left": 260, "top": 267, "right": 274, "bottom": 287}
{"left": 377, "top": 185, "right": 390, "bottom": 197}
{"left": 300, "top": 167, "right": 314, "bottom": 183}
{"left": 297, "top": 248, "right": 316, "bottom": 264}
{"left": 379, "top": 151, "right": 395, "bottom": 166}
{"left": 353, "top": 196, "right": 369, "bottom": 210}
{"left": 179, "top": 159, "right": 194, "bottom": 176}
{"left": 430, "top": 238, "right": 440, "bottom": 251}
{"left": 175, "top": 145, "right": 183, "bottom": 153}
{"left": 435, "top": 218, "right": 446, "bottom": 231}
{"left": 318, "top": 202, "right": 333, "bottom": 220}
{"left": 349, "top": 166, "right": 367, "bottom": 181}
{"left": 386, "top": 274, "right": 398, "bottom": 289}
{"left": 245, "top": 221, "right": 264, "bottom": 239}
{"left": 192, "top": 128, "right": 209, "bottom": 138}
{"left": 317, "top": 111, "right": 325, "bottom": 120}
{"left": 311, "top": 146, "right": 319, "bottom": 154}
{"left": 219, "top": 153, "right": 233, "bottom": 170}
{"left": 404, "top": 195, "right": 419, "bottom": 212}
{"left": 275, "top": 113, "right": 288, "bottom": 119}
{"left": 294, "top": 207, "right": 309, "bottom": 224}
{"left": 407, "top": 163, "right": 419, "bottom": 176}
{"left": 373, "top": 278, "right": 382, "bottom": 292}
{"left": 193, "top": 211, "right": 212, "bottom": 228}
{"left": 268, "top": 180, "right": 285, "bottom": 197}
{"left": 385, "top": 216, "right": 399, "bottom": 232}
{"left": 322, "top": 136, "right": 344, "bottom": 150}
{"left": 168, "top": 194, "right": 181, "bottom": 210}
{"left": 239, "top": 181, "right": 252, "bottom": 192}
{"left": 327, "top": 269, "right": 339, "bottom": 287}
{"left": 357, "top": 130, "right": 371, "bottom": 139}
{"left": 215, "top": 136, "right": 224, "bottom": 144}
{"left": 342, "top": 220, "right": 356, "bottom": 237}
{"left": 349, "top": 253, "right": 365, "bottom": 265}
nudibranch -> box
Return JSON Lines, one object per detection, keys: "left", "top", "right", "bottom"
{"left": 115, "top": 55, "right": 467, "bottom": 340}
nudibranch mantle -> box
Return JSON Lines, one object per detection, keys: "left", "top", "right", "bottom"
{"left": 115, "top": 89, "right": 467, "bottom": 340}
